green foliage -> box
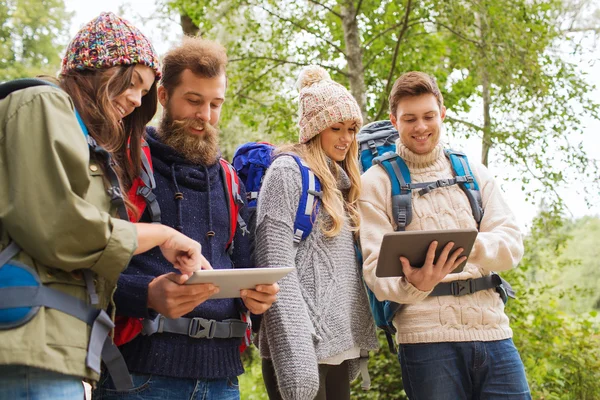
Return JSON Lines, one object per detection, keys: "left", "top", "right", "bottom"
{"left": 240, "top": 347, "right": 268, "bottom": 400}
{"left": 0, "top": 0, "right": 72, "bottom": 81}
{"left": 164, "top": 0, "right": 599, "bottom": 212}
{"left": 504, "top": 213, "right": 600, "bottom": 399}
{"left": 349, "top": 332, "right": 406, "bottom": 399}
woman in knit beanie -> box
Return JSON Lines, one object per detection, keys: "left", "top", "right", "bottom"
{"left": 0, "top": 12, "right": 210, "bottom": 399}
{"left": 255, "top": 66, "right": 379, "bottom": 400}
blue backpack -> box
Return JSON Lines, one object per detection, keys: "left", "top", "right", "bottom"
{"left": 232, "top": 142, "right": 322, "bottom": 243}
{"left": 357, "top": 120, "right": 514, "bottom": 353}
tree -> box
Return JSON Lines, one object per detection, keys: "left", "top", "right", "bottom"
{"left": 164, "top": 0, "right": 598, "bottom": 211}
{"left": 0, "top": 0, "right": 72, "bottom": 81}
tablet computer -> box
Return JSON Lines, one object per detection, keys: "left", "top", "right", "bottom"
{"left": 185, "top": 267, "right": 294, "bottom": 299}
{"left": 376, "top": 229, "right": 478, "bottom": 278}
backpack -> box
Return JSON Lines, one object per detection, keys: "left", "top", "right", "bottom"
{"left": 0, "top": 78, "right": 134, "bottom": 390}
{"left": 356, "top": 120, "right": 514, "bottom": 353}
{"left": 128, "top": 138, "right": 161, "bottom": 223}
{"left": 232, "top": 142, "right": 322, "bottom": 243}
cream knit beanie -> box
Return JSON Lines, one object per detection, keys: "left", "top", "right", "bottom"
{"left": 296, "top": 66, "right": 363, "bottom": 144}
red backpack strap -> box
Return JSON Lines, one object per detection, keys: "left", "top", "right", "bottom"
{"left": 219, "top": 159, "right": 242, "bottom": 251}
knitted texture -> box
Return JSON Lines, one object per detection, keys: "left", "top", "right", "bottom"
{"left": 256, "top": 156, "right": 378, "bottom": 400}
{"left": 296, "top": 65, "right": 362, "bottom": 144}
{"left": 61, "top": 12, "right": 161, "bottom": 79}
{"left": 114, "top": 127, "right": 252, "bottom": 380}
{"left": 359, "top": 142, "right": 524, "bottom": 345}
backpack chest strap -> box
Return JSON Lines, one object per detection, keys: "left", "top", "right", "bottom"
{"left": 429, "top": 273, "right": 515, "bottom": 301}
{"left": 141, "top": 315, "right": 249, "bottom": 339}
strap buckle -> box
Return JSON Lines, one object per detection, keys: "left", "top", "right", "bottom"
{"left": 188, "top": 318, "right": 216, "bottom": 339}
{"left": 450, "top": 279, "right": 474, "bottom": 296}
{"left": 136, "top": 185, "right": 152, "bottom": 198}
{"left": 107, "top": 186, "right": 124, "bottom": 202}
{"left": 437, "top": 179, "right": 451, "bottom": 187}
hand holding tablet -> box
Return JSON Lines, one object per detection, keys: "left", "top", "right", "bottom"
{"left": 185, "top": 267, "right": 294, "bottom": 299}
{"left": 376, "top": 229, "right": 478, "bottom": 278}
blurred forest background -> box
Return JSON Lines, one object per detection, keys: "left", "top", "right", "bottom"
{"left": 3, "top": 0, "right": 600, "bottom": 398}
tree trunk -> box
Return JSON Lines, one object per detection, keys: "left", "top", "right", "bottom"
{"left": 181, "top": 14, "right": 200, "bottom": 36}
{"left": 475, "top": 11, "right": 491, "bottom": 167}
{"left": 340, "top": 0, "right": 368, "bottom": 122}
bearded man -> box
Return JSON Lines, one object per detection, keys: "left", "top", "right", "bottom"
{"left": 93, "top": 37, "right": 278, "bottom": 400}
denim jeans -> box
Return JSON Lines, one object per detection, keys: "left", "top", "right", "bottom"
{"left": 0, "top": 365, "right": 84, "bottom": 400}
{"left": 93, "top": 372, "right": 240, "bottom": 400}
{"left": 398, "top": 339, "right": 531, "bottom": 400}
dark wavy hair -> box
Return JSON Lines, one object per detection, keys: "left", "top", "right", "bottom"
{"left": 60, "top": 65, "right": 158, "bottom": 217}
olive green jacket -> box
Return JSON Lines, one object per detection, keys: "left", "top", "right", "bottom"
{"left": 0, "top": 86, "right": 138, "bottom": 381}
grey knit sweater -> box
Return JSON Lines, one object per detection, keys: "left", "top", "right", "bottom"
{"left": 256, "top": 155, "right": 378, "bottom": 400}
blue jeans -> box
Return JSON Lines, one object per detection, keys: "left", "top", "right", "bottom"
{"left": 398, "top": 339, "right": 531, "bottom": 400}
{"left": 93, "top": 372, "right": 240, "bottom": 400}
{"left": 0, "top": 365, "right": 84, "bottom": 400}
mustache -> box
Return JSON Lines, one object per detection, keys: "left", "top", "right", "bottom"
{"left": 169, "top": 118, "right": 218, "bottom": 135}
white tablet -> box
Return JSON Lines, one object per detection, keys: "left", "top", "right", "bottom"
{"left": 185, "top": 267, "right": 294, "bottom": 299}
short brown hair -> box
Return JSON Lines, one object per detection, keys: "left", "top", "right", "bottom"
{"left": 160, "top": 36, "right": 227, "bottom": 94}
{"left": 388, "top": 72, "right": 443, "bottom": 117}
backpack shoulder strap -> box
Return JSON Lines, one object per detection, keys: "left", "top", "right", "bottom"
{"left": 444, "top": 149, "right": 484, "bottom": 225}
{"left": 373, "top": 152, "right": 412, "bottom": 231}
{"left": 219, "top": 159, "right": 249, "bottom": 254}
{"left": 279, "top": 154, "right": 322, "bottom": 244}
{"left": 135, "top": 140, "right": 161, "bottom": 223}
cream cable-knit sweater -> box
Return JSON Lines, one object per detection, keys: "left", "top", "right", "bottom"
{"left": 256, "top": 155, "right": 378, "bottom": 400}
{"left": 358, "top": 142, "right": 524, "bottom": 345}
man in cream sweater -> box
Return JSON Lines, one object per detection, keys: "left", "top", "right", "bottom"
{"left": 358, "top": 71, "right": 531, "bottom": 400}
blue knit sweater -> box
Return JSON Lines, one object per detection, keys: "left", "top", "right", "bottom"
{"left": 114, "top": 127, "right": 253, "bottom": 380}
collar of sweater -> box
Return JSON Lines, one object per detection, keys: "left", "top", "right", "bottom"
{"left": 396, "top": 142, "right": 446, "bottom": 171}
{"left": 325, "top": 157, "right": 351, "bottom": 191}
{"left": 145, "top": 126, "right": 222, "bottom": 191}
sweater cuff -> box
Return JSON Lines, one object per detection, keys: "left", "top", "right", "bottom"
{"left": 399, "top": 278, "right": 431, "bottom": 302}
{"left": 280, "top": 386, "right": 319, "bottom": 400}
{"left": 115, "top": 273, "right": 156, "bottom": 319}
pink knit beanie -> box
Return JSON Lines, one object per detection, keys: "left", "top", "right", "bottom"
{"left": 61, "top": 12, "right": 161, "bottom": 80}
{"left": 296, "top": 66, "right": 363, "bottom": 144}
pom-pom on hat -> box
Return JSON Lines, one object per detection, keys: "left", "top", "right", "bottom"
{"left": 61, "top": 12, "right": 161, "bottom": 80}
{"left": 296, "top": 65, "right": 362, "bottom": 144}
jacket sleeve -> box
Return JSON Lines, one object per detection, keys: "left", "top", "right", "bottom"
{"left": 358, "top": 167, "right": 431, "bottom": 304}
{"left": 255, "top": 157, "right": 320, "bottom": 400}
{"left": 469, "top": 163, "right": 524, "bottom": 272}
{"left": 1, "top": 87, "right": 137, "bottom": 281}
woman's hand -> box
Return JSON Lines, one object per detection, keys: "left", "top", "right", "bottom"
{"left": 400, "top": 241, "right": 466, "bottom": 292}
{"left": 159, "top": 229, "right": 212, "bottom": 275}
{"left": 134, "top": 223, "right": 212, "bottom": 275}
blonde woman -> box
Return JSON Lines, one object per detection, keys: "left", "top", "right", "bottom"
{"left": 256, "top": 66, "right": 378, "bottom": 400}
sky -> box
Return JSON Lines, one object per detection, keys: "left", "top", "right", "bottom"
{"left": 64, "top": 0, "right": 600, "bottom": 231}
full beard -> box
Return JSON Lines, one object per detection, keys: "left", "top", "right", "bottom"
{"left": 157, "top": 111, "right": 220, "bottom": 165}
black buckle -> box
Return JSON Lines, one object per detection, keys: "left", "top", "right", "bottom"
{"left": 136, "top": 185, "right": 152, "bottom": 198}
{"left": 437, "top": 179, "right": 451, "bottom": 187}
{"left": 450, "top": 279, "right": 473, "bottom": 296}
{"left": 188, "top": 318, "right": 216, "bottom": 339}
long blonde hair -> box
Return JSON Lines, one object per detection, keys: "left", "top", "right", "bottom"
{"left": 278, "top": 135, "right": 361, "bottom": 237}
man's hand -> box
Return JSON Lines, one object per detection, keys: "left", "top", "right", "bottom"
{"left": 241, "top": 283, "right": 279, "bottom": 315}
{"left": 148, "top": 272, "right": 219, "bottom": 319}
{"left": 400, "top": 241, "right": 466, "bottom": 292}
{"left": 159, "top": 230, "right": 212, "bottom": 275}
